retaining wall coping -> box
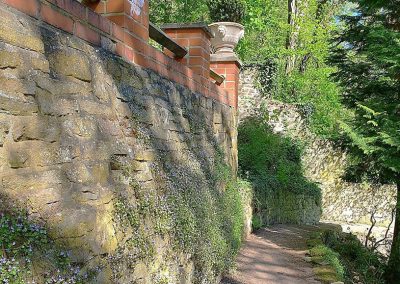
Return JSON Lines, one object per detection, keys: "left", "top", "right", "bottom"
{"left": 211, "top": 54, "right": 242, "bottom": 68}
{"left": 161, "top": 23, "right": 214, "bottom": 39}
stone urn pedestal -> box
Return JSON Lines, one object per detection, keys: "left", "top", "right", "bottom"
{"left": 209, "top": 22, "right": 244, "bottom": 55}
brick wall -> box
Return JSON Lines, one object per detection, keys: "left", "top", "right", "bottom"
{"left": 1, "top": 0, "right": 237, "bottom": 108}
{"left": 162, "top": 24, "right": 212, "bottom": 81}
{"left": 211, "top": 61, "right": 240, "bottom": 108}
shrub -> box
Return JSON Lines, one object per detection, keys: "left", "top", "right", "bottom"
{"left": 238, "top": 119, "right": 322, "bottom": 227}
{"left": 251, "top": 215, "right": 263, "bottom": 231}
{"left": 310, "top": 245, "right": 345, "bottom": 279}
{"left": 207, "top": 0, "right": 246, "bottom": 24}
{"left": 313, "top": 230, "right": 387, "bottom": 284}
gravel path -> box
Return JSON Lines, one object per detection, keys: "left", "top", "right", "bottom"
{"left": 221, "top": 224, "right": 327, "bottom": 284}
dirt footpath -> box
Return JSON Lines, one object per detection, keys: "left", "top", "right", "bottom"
{"left": 221, "top": 224, "right": 326, "bottom": 284}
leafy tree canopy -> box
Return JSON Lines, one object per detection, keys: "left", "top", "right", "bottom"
{"left": 331, "top": 1, "right": 400, "bottom": 184}
{"left": 331, "top": 1, "right": 399, "bottom": 282}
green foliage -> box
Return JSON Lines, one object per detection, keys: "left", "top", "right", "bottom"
{"left": 238, "top": 0, "right": 347, "bottom": 138}
{"left": 311, "top": 230, "right": 387, "bottom": 284}
{"left": 276, "top": 67, "right": 348, "bottom": 138}
{"left": 236, "top": 0, "right": 287, "bottom": 62}
{"left": 331, "top": 3, "right": 399, "bottom": 281}
{"left": 167, "top": 162, "right": 249, "bottom": 280}
{"left": 331, "top": 1, "right": 400, "bottom": 184}
{"left": 0, "top": 213, "right": 47, "bottom": 258}
{"left": 149, "top": 0, "right": 209, "bottom": 24}
{"left": 251, "top": 215, "right": 262, "bottom": 231}
{"left": 114, "top": 151, "right": 250, "bottom": 283}
{"left": 206, "top": 0, "right": 246, "bottom": 24}
{"left": 150, "top": 0, "right": 347, "bottom": 138}
{"left": 239, "top": 119, "right": 320, "bottom": 197}
{"left": 238, "top": 119, "right": 321, "bottom": 228}
{"left": 0, "top": 211, "right": 89, "bottom": 284}
{"left": 310, "top": 245, "right": 345, "bottom": 279}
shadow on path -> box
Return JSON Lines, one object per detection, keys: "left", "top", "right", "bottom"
{"left": 221, "top": 223, "right": 339, "bottom": 284}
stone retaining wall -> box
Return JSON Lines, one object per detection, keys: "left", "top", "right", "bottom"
{"left": 0, "top": 3, "right": 244, "bottom": 283}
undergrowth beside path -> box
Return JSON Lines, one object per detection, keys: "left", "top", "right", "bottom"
{"left": 307, "top": 229, "right": 387, "bottom": 284}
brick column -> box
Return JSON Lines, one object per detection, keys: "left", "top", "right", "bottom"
{"left": 86, "top": 0, "right": 149, "bottom": 42}
{"left": 161, "top": 23, "right": 212, "bottom": 83}
{"left": 210, "top": 54, "right": 241, "bottom": 109}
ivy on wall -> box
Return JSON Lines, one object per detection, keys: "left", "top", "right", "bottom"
{"left": 238, "top": 119, "right": 322, "bottom": 229}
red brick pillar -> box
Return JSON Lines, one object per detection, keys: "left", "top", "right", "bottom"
{"left": 210, "top": 54, "right": 241, "bottom": 109}
{"left": 86, "top": 0, "right": 149, "bottom": 42}
{"left": 161, "top": 24, "right": 212, "bottom": 84}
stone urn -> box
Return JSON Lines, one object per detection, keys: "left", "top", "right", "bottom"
{"left": 209, "top": 22, "right": 244, "bottom": 54}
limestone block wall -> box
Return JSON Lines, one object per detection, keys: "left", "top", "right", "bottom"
{"left": 0, "top": 3, "right": 243, "bottom": 283}
{"left": 239, "top": 66, "right": 397, "bottom": 227}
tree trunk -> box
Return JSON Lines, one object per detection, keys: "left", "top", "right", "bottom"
{"left": 386, "top": 181, "right": 400, "bottom": 283}
{"left": 299, "top": 53, "right": 311, "bottom": 73}
{"left": 285, "top": 0, "right": 298, "bottom": 74}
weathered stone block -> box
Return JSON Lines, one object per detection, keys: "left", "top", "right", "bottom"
{"left": 12, "top": 115, "right": 60, "bottom": 142}
{"left": 131, "top": 104, "right": 157, "bottom": 125}
{"left": 92, "top": 73, "right": 113, "bottom": 103}
{"left": 5, "top": 141, "right": 72, "bottom": 168}
{"left": 71, "top": 184, "right": 114, "bottom": 206}
{"left": 121, "top": 68, "right": 144, "bottom": 90}
{"left": 213, "top": 111, "right": 223, "bottom": 124}
{"left": 2, "top": 169, "right": 65, "bottom": 194}
{"left": 46, "top": 206, "right": 96, "bottom": 258}
{"left": 34, "top": 76, "right": 92, "bottom": 96}
{"left": 105, "top": 58, "right": 122, "bottom": 81}
{"left": 168, "top": 87, "right": 182, "bottom": 106}
{"left": 132, "top": 169, "right": 153, "bottom": 182}
{"left": 91, "top": 208, "right": 118, "bottom": 254}
{"left": 0, "top": 147, "right": 8, "bottom": 171}
{"left": 98, "top": 119, "right": 122, "bottom": 137}
{"left": 134, "top": 150, "right": 156, "bottom": 161}
{"left": 26, "top": 186, "right": 65, "bottom": 213}
{"left": 0, "top": 50, "right": 21, "bottom": 68}
{"left": 213, "top": 123, "right": 224, "bottom": 134}
{"left": 0, "top": 113, "right": 11, "bottom": 146}
{"left": 36, "top": 88, "right": 79, "bottom": 116}
{"left": 78, "top": 141, "right": 112, "bottom": 162}
{"left": 0, "top": 78, "right": 36, "bottom": 95}
{"left": 30, "top": 56, "right": 50, "bottom": 73}
{"left": 131, "top": 160, "right": 148, "bottom": 172}
{"left": 150, "top": 126, "right": 170, "bottom": 141}
{"left": 49, "top": 49, "right": 92, "bottom": 82}
{"left": 114, "top": 99, "right": 133, "bottom": 120}
{"left": 79, "top": 99, "right": 114, "bottom": 118}
{"left": 62, "top": 116, "right": 98, "bottom": 138}
{"left": 0, "top": 19, "right": 44, "bottom": 53}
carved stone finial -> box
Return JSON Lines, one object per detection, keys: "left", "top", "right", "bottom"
{"left": 209, "top": 22, "right": 244, "bottom": 55}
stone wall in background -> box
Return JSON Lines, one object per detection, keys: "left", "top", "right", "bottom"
{"left": 239, "top": 66, "right": 397, "bottom": 227}
{"left": 254, "top": 189, "right": 322, "bottom": 226}
{"left": 239, "top": 67, "right": 321, "bottom": 226}
{"left": 0, "top": 4, "right": 248, "bottom": 283}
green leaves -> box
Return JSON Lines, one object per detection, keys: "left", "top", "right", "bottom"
{"left": 206, "top": 0, "right": 246, "bottom": 23}
{"left": 150, "top": 0, "right": 209, "bottom": 24}
{"left": 331, "top": 0, "right": 400, "bottom": 185}
{"left": 238, "top": 119, "right": 321, "bottom": 196}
